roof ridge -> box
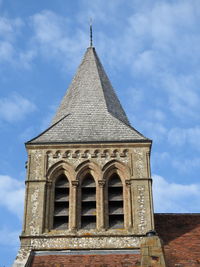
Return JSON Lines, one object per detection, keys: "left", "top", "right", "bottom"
{"left": 92, "top": 48, "right": 130, "bottom": 125}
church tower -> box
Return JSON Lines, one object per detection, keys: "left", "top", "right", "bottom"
{"left": 14, "top": 43, "right": 166, "bottom": 266}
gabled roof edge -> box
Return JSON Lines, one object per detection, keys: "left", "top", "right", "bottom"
{"left": 25, "top": 114, "right": 70, "bottom": 145}
{"left": 108, "top": 112, "right": 150, "bottom": 141}
{"left": 25, "top": 139, "right": 152, "bottom": 146}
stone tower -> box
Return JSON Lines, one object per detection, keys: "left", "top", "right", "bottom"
{"left": 14, "top": 46, "right": 165, "bottom": 266}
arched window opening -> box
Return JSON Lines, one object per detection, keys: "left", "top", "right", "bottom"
{"left": 108, "top": 173, "right": 124, "bottom": 229}
{"left": 81, "top": 174, "right": 96, "bottom": 229}
{"left": 53, "top": 174, "right": 69, "bottom": 230}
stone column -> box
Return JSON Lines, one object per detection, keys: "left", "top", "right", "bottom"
{"left": 38, "top": 181, "right": 46, "bottom": 234}
{"left": 125, "top": 179, "right": 133, "bottom": 230}
{"left": 98, "top": 180, "right": 105, "bottom": 230}
{"left": 70, "top": 180, "right": 79, "bottom": 230}
{"left": 44, "top": 181, "right": 52, "bottom": 232}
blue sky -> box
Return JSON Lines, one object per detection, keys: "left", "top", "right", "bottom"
{"left": 0, "top": 0, "right": 200, "bottom": 266}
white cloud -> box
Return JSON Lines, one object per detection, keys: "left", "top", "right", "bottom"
{"left": 0, "top": 93, "right": 37, "bottom": 122}
{"left": 78, "top": 0, "right": 124, "bottom": 25}
{"left": 0, "top": 3, "right": 198, "bottom": 144}
{"left": 18, "top": 49, "right": 37, "bottom": 69}
{"left": 168, "top": 126, "right": 200, "bottom": 148}
{"left": 133, "top": 50, "right": 156, "bottom": 74}
{"left": 152, "top": 152, "right": 171, "bottom": 169}
{"left": 0, "top": 175, "right": 25, "bottom": 218}
{"left": 168, "top": 127, "right": 187, "bottom": 146}
{"left": 90, "top": 1, "right": 200, "bottom": 123}
{"left": 124, "top": 86, "right": 144, "bottom": 110}
{"left": 19, "top": 126, "right": 36, "bottom": 141}
{"left": 153, "top": 174, "right": 200, "bottom": 213}
{"left": 0, "top": 226, "right": 20, "bottom": 261}
{"left": 0, "top": 227, "right": 20, "bottom": 247}
{"left": 20, "top": 103, "right": 57, "bottom": 141}
{"left": 130, "top": 2, "right": 200, "bottom": 121}
{"left": 139, "top": 121, "right": 167, "bottom": 143}
{"left": 5, "top": 0, "right": 196, "bottom": 84}
{"left": 39, "top": 109, "right": 56, "bottom": 131}
{"left": 0, "top": 17, "right": 23, "bottom": 40}
{"left": 161, "top": 74, "right": 200, "bottom": 120}
{"left": 30, "top": 10, "right": 88, "bottom": 71}
{"left": 0, "top": 0, "right": 199, "bottom": 75}
{"left": 0, "top": 41, "right": 14, "bottom": 61}
{"left": 146, "top": 109, "right": 166, "bottom": 122}
{"left": 0, "top": 15, "right": 36, "bottom": 69}
{"left": 128, "top": 1, "right": 200, "bottom": 54}
{"left": 31, "top": 11, "right": 65, "bottom": 43}
{"left": 172, "top": 157, "right": 200, "bottom": 174}
{"left": 0, "top": 16, "right": 24, "bottom": 64}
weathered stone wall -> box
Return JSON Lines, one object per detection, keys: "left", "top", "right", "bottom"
{"left": 140, "top": 235, "right": 166, "bottom": 267}
{"left": 21, "top": 142, "right": 153, "bottom": 251}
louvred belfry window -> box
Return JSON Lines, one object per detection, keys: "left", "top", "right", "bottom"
{"left": 81, "top": 174, "right": 96, "bottom": 229}
{"left": 108, "top": 173, "right": 124, "bottom": 229}
{"left": 53, "top": 174, "right": 69, "bottom": 230}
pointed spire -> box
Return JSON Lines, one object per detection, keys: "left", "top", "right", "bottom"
{"left": 51, "top": 47, "right": 130, "bottom": 126}
{"left": 27, "top": 47, "right": 149, "bottom": 144}
{"left": 90, "top": 18, "right": 93, "bottom": 47}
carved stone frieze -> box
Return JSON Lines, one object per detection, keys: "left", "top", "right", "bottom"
{"left": 46, "top": 149, "right": 129, "bottom": 170}
{"left": 30, "top": 236, "right": 140, "bottom": 249}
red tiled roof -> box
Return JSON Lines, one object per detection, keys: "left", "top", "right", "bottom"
{"left": 30, "top": 251, "right": 141, "bottom": 267}
{"left": 155, "top": 213, "right": 200, "bottom": 267}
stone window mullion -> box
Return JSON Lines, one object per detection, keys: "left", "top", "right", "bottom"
{"left": 125, "top": 179, "right": 132, "bottom": 230}
{"left": 70, "top": 180, "right": 79, "bottom": 230}
{"left": 45, "top": 181, "right": 52, "bottom": 232}
{"left": 97, "top": 180, "right": 105, "bottom": 230}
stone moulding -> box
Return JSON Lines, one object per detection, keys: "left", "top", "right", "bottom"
{"left": 46, "top": 148, "right": 129, "bottom": 160}
{"left": 28, "top": 236, "right": 141, "bottom": 249}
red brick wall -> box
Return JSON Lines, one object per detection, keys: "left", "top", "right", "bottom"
{"left": 31, "top": 254, "right": 141, "bottom": 267}
{"left": 155, "top": 214, "right": 200, "bottom": 267}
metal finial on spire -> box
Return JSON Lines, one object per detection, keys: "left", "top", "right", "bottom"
{"left": 90, "top": 18, "right": 93, "bottom": 47}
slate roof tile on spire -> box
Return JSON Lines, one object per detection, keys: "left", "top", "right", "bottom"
{"left": 28, "top": 47, "right": 150, "bottom": 144}
{"left": 52, "top": 47, "right": 129, "bottom": 125}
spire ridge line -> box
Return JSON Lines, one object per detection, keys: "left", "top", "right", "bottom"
{"left": 90, "top": 18, "right": 93, "bottom": 47}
